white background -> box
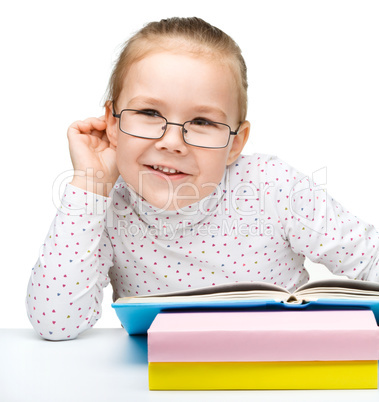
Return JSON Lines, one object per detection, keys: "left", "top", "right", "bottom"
{"left": 1, "top": 0, "right": 378, "bottom": 329}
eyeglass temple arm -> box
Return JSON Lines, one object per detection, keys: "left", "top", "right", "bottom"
{"left": 231, "top": 123, "right": 242, "bottom": 136}
{"left": 111, "top": 101, "right": 120, "bottom": 118}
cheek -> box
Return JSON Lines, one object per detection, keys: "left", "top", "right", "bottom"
{"left": 115, "top": 137, "right": 139, "bottom": 165}
{"left": 115, "top": 144, "right": 128, "bottom": 166}
{"left": 198, "top": 149, "right": 230, "bottom": 179}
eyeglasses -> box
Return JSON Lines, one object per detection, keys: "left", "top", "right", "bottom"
{"left": 112, "top": 104, "right": 240, "bottom": 149}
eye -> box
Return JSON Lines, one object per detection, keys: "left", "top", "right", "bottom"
{"left": 190, "top": 118, "right": 216, "bottom": 127}
{"left": 139, "top": 109, "right": 163, "bottom": 118}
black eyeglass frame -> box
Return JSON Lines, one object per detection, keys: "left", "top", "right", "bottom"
{"left": 112, "top": 102, "right": 241, "bottom": 149}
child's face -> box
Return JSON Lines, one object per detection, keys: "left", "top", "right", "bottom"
{"left": 106, "top": 49, "right": 249, "bottom": 211}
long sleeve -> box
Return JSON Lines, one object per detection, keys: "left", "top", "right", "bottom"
{"left": 26, "top": 184, "right": 114, "bottom": 340}
{"left": 266, "top": 157, "right": 379, "bottom": 282}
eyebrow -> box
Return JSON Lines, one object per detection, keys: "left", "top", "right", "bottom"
{"left": 127, "top": 96, "right": 164, "bottom": 108}
{"left": 126, "top": 96, "right": 228, "bottom": 122}
{"left": 192, "top": 105, "right": 227, "bottom": 122}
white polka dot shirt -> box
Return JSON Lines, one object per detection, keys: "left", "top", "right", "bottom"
{"left": 26, "top": 153, "right": 379, "bottom": 340}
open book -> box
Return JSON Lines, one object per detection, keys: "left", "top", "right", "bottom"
{"left": 114, "top": 278, "right": 379, "bottom": 304}
{"left": 112, "top": 278, "right": 379, "bottom": 334}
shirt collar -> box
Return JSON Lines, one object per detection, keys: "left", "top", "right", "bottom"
{"left": 118, "top": 170, "right": 228, "bottom": 239}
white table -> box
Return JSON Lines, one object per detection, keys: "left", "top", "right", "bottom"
{"left": 1, "top": 328, "right": 379, "bottom": 402}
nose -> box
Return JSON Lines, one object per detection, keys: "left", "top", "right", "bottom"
{"left": 154, "top": 123, "right": 189, "bottom": 154}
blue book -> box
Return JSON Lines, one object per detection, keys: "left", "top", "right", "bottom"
{"left": 111, "top": 279, "right": 379, "bottom": 335}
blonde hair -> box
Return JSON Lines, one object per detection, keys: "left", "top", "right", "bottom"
{"left": 104, "top": 17, "right": 248, "bottom": 121}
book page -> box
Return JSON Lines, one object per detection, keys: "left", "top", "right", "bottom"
{"left": 295, "top": 278, "right": 379, "bottom": 300}
{"left": 114, "top": 278, "right": 379, "bottom": 304}
{"left": 115, "top": 281, "right": 290, "bottom": 304}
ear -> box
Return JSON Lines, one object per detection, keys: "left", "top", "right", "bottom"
{"left": 105, "top": 101, "right": 119, "bottom": 148}
{"left": 226, "top": 120, "right": 250, "bottom": 165}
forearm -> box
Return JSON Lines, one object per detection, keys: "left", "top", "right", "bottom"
{"left": 26, "top": 184, "right": 113, "bottom": 340}
{"left": 70, "top": 176, "right": 114, "bottom": 198}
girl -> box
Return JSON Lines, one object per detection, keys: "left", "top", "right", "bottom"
{"left": 26, "top": 17, "right": 379, "bottom": 340}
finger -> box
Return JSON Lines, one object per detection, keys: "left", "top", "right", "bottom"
{"left": 82, "top": 117, "right": 107, "bottom": 131}
{"left": 101, "top": 132, "right": 110, "bottom": 143}
{"left": 69, "top": 119, "right": 106, "bottom": 136}
{"left": 67, "top": 120, "right": 89, "bottom": 137}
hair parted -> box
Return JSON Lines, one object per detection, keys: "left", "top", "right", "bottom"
{"left": 104, "top": 17, "right": 248, "bottom": 121}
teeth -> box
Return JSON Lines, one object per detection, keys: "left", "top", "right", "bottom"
{"left": 152, "top": 165, "right": 181, "bottom": 174}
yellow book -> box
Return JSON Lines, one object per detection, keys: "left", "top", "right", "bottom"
{"left": 149, "top": 361, "right": 378, "bottom": 390}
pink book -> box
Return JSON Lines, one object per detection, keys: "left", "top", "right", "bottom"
{"left": 148, "top": 310, "right": 379, "bottom": 362}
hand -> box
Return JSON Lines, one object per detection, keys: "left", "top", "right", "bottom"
{"left": 67, "top": 116, "right": 119, "bottom": 196}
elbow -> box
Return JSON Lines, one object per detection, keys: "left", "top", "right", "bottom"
{"left": 33, "top": 327, "right": 79, "bottom": 341}
{"left": 27, "top": 313, "right": 80, "bottom": 341}
{"left": 26, "top": 303, "right": 81, "bottom": 341}
{"left": 28, "top": 317, "right": 84, "bottom": 341}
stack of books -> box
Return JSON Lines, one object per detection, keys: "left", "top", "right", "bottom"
{"left": 112, "top": 278, "right": 379, "bottom": 335}
{"left": 147, "top": 310, "right": 379, "bottom": 390}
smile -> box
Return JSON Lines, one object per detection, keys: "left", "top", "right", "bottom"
{"left": 151, "top": 165, "right": 182, "bottom": 174}
{"left": 149, "top": 165, "right": 184, "bottom": 175}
